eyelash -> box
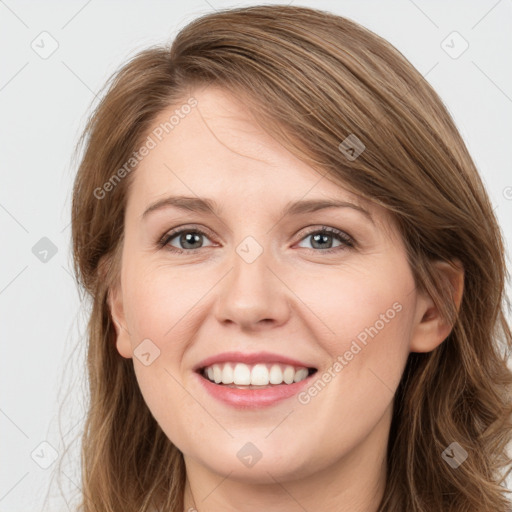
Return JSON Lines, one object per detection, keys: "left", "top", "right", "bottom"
{"left": 157, "top": 225, "right": 355, "bottom": 255}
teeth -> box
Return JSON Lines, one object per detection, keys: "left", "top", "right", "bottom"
{"left": 293, "top": 368, "right": 309, "bottom": 382}
{"left": 221, "top": 363, "right": 234, "bottom": 384}
{"left": 283, "top": 365, "right": 294, "bottom": 384}
{"left": 202, "top": 362, "right": 312, "bottom": 386}
{"left": 269, "top": 364, "right": 283, "bottom": 384}
{"left": 213, "top": 364, "right": 222, "bottom": 384}
{"left": 233, "top": 363, "right": 251, "bottom": 385}
{"left": 251, "top": 364, "right": 270, "bottom": 385}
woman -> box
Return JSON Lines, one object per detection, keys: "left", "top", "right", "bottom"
{"left": 70, "top": 5, "right": 512, "bottom": 511}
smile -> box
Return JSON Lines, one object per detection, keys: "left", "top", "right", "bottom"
{"left": 200, "top": 362, "right": 316, "bottom": 388}
{"left": 193, "top": 352, "right": 319, "bottom": 408}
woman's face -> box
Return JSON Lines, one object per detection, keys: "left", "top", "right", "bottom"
{"left": 110, "top": 85, "right": 436, "bottom": 487}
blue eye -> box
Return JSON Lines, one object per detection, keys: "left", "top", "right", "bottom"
{"left": 159, "top": 228, "right": 214, "bottom": 253}
{"left": 158, "top": 225, "right": 354, "bottom": 254}
{"left": 297, "top": 226, "right": 354, "bottom": 253}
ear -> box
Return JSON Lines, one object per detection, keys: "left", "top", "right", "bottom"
{"left": 107, "top": 278, "right": 133, "bottom": 359}
{"left": 409, "top": 259, "right": 464, "bottom": 353}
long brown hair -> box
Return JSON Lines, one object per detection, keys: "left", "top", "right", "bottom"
{"left": 69, "top": 5, "right": 512, "bottom": 511}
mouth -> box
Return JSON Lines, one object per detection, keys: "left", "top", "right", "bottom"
{"left": 196, "top": 362, "right": 318, "bottom": 389}
{"left": 192, "top": 351, "right": 319, "bottom": 408}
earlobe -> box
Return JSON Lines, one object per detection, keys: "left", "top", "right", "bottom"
{"left": 107, "top": 282, "right": 133, "bottom": 359}
{"left": 409, "top": 259, "right": 464, "bottom": 353}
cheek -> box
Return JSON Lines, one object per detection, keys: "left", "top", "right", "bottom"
{"left": 122, "top": 260, "right": 209, "bottom": 345}
{"left": 292, "top": 260, "right": 415, "bottom": 404}
{"left": 289, "top": 293, "right": 413, "bottom": 466}
{"left": 132, "top": 361, "right": 204, "bottom": 458}
{"left": 294, "top": 261, "right": 413, "bottom": 348}
{"left": 122, "top": 260, "right": 206, "bottom": 449}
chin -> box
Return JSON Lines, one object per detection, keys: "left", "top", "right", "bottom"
{"left": 194, "top": 440, "right": 320, "bottom": 484}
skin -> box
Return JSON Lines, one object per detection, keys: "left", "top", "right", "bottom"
{"left": 108, "top": 85, "right": 464, "bottom": 512}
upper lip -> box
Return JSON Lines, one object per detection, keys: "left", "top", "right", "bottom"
{"left": 193, "top": 351, "right": 317, "bottom": 372}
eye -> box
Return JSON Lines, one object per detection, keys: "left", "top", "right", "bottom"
{"left": 158, "top": 225, "right": 354, "bottom": 255}
{"left": 296, "top": 226, "right": 354, "bottom": 253}
{"left": 158, "top": 226, "right": 215, "bottom": 253}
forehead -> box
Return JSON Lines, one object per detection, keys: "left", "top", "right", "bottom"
{"left": 126, "top": 85, "right": 380, "bottom": 222}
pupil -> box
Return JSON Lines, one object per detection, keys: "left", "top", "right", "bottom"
{"left": 177, "top": 232, "right": 334, "bottom": 250}
{"left": 181, "top": 232, "right": 202, "bottom": 249}
{"left": 312, "top": 233, "right": 332, "bottom": 249}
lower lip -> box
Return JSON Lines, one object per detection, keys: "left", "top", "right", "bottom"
{"left": 195, "top": 371, "right": 315, "bottom": 409}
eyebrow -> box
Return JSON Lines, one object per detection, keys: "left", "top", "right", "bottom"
{"left": 141, "top": 195, "right": 373, "bottom": 223}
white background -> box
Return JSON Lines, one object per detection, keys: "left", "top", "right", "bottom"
{"left": 1, "top": 0, "right": 511, "bottom": 510}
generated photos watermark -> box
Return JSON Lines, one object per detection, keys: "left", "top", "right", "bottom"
{"left": 298, "top": 301, "right": 403, "bottom": 405}
{"left": 93, "top": 97, "right": 198, "bottom": 200}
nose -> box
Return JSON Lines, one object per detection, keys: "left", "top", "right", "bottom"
{"left": 213, "top": 245, "right": 291, "bottom": 331}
